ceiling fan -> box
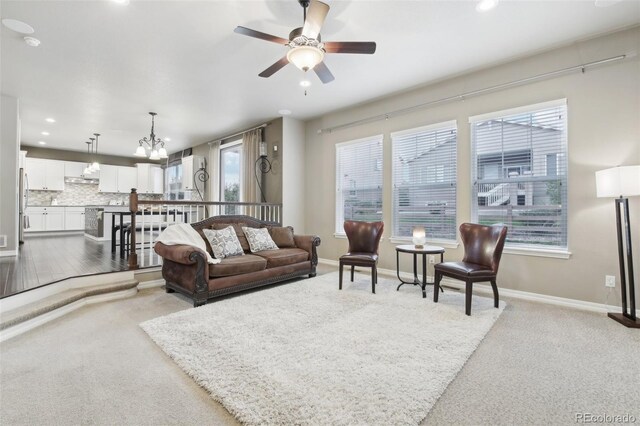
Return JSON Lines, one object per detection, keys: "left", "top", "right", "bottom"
{"left": 234, "top": 0, "right": 376, "bottom": 84}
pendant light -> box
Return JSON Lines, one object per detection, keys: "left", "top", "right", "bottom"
{"left": 90, "top": 133, "right": 101, "bottom": 171}
{"left": 84, "top": 141, "right": 93, "bottom": 175}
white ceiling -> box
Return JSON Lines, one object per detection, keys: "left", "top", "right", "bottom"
{"left": 1, "top": 0, "right": 639, "bottom": 157}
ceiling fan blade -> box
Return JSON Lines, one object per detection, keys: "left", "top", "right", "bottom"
{"left": 258, "top": 56, "right": 289, "bottom": 78}
{"left": 313, "top": 61, "right": 335, "bottom": 84}
{"left": 324, "top": 41, "right": 377, "bottom": 54}
{"left": 302, "top": 0, "right": 330, "bottom": 39}
{"left": 234, "top": 26, "right": 288, "bottom": 45}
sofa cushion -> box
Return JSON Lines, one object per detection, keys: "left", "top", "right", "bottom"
{"left": 243, "top": 227, "right": 279, "bottom": 252}
{"left": 253, "top": 248, "right": 309, "bottom": 268}
{"left": 211, "top": 223, "right": 251, "bottom": 252}
{"left": 203, "top": 227, "right": 244, "bottom": 259}
{"left": 209, "top": 254, "right": 267, "bottom": 278}
{"left": 268, "top": 226, "right": 296, "bottom": 248}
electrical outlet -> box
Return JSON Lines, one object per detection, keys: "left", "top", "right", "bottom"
{"left": 428, "top": 255, "right": 435, "bottom": 264}
{"left": 605, "top": 275, "right": 616, "bottom": 288}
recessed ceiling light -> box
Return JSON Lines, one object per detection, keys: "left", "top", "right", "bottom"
{"left": 111, "top": 0, "right": 130, "bottom": 4}
{"left": 164, "top": 137, "right": 171, "bottom": 142}
{"left": 300, "top": 80, "right": 311, "bottom": 87}
{"left": 38, "top": 141, "right": 46, "bottom": 145}
{"left": 24, "top": 36, "right": 41, "bottom": 47}
{"left": 1, "top": 19, "right": 35, "bottom": 34}
{"left": 278, "top": 109, "right": 292, "bottom": 116}
{"left": 476, "top": 0, "right": 499, "bottom": 12}
{"left": 41, "top": 131, "right": 50, "bottom": 136}
{"left": 45, "top": 117, "right": 56, "bottom": 123}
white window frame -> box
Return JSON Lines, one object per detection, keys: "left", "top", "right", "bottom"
{"left": 390, "top": 120, "right": 459, "bottom": 247}
{"left": 335, "top": 134, "right": 384, "bottom": 237}
{"left": 469, "top": 99, "right": 571, "bottom": 258}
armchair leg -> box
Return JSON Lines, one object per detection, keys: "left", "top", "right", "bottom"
{"left": 371, "top": 266, "right": 376, "bottom": 294}
{"left": 490, "top": 279, "right": 499, "bottom": 308}
{"left": 465, "top": 281, "right": 473, "bottom": 316}
{"left": 350, "top": 265, "right": 355, "bottom": 282}
{"left": 433, "top": 272, "right": 441, "bottom": 301}
{"left": 339, "top": 263, "right": 343, "bottom": 290}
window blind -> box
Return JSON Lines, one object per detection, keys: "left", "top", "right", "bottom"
{"left": 470, "top": 100, "right": 568, "bottom": 250}
{"left": 335, "top": 136, "right": 383, "bottom": 233}
{"left": 391, "top": 121, "right": 457, "bottom": 241}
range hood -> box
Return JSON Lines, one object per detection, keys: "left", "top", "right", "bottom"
{"left": 65, "top": 176, "right": 99, "bottom": 184}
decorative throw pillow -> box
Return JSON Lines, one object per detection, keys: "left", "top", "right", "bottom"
{"left": 268, "top": 226, "right": 296, "bottom": 248}
{"left": 203, "top": 226, "right": 244, "bottom": 259}
{"left": 242, "top": 227, "right": 279, "bottom": 253}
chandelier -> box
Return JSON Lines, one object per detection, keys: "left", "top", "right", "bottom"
{"left": 135, "top": 112, "right": 168, "bottom": 160}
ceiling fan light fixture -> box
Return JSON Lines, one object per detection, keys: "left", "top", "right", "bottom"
{"left": 287, "top": 45, "right": 324, "bottom": 72}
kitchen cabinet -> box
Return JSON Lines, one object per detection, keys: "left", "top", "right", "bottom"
{"left": 25, "top": 158, "right": 65, "bottom": 191}
{"left": 65, "top": 161, "right": 100, "bottom": 179}
{"left": 64, "top": 207, "right": 85, "bottom": 230}
{"left": 136, "top": 163, "right": 164, "bottom": 194}
{"left": 182, "top": 155, "right": 205, "bottom": 191}
{"left": 99, "top": 165, "right": 136, "bottom": 194}
{"left": 26, "top": 207, "right": 65, "bottom": 232}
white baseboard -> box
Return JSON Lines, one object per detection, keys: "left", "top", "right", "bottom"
{"left": 0, "top": 287, "right": 138, "bottom": 343}
{"left": 318, "top": 258, "right": 640, "bottom": 317}
{"left": 0, "top": 249, "right": 18, "bottom": 257}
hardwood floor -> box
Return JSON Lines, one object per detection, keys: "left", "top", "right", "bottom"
{"left": 0, "top": 234, "right": 134, "bottom": 298}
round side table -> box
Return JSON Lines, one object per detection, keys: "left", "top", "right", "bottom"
{"left": 395, "top": 244, "right": 445, "bottom": 297}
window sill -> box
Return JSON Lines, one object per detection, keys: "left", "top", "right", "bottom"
{"left": 502, "top": 246, "right": 571, "bottom": 259}
{"left": 388, "top": 237, "right": 459, "bottom": 249}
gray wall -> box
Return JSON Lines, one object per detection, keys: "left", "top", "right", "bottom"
{"left": 304, "top": 27, "right": 640, "bottom": 306}
{"left": 0, "top": 95, "right": 20, "bottom": 255}
{"left": 282, "top": 116, "right": 305, "bottom": 232}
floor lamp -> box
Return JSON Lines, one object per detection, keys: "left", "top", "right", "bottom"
{"left": 596, "top": 165, "right": 640, "bottom": 328}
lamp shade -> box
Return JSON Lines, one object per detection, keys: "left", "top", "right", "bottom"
{"left": 412, "top": 226, "right": 427, "bottom": 247}
{"left": 596, "top": 165, "right": 640, "bottom": 198}
{"left": 286, "top": 46, "right": 324, "bottom": 72}
{"left": 135, "top": 145, "right": 147, "bottom": 157}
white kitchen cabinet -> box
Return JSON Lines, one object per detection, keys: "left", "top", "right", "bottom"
{"left": 182, "top": 155, "right": 205, "bottom": 191}
{"left": 118, "top": 166, "right": 137, "bottom": 193}
{"left": 26, "top": 207, "right": 65, "bottom": 232}
{"left": 64, "top": 207, "right": 85, "bottom": 230}
{"left": 99, "top": 165, "right": 119, "bottom": 193}
{"left": 99, "top": 165, "right": 136, "bottom": 194}
{"left": 136, "top": 163, "right": 164, "bottom": 194}
{"left": 64, "top": 161, "right": 100, "bottom": 179}
{"left": 26, "top": 158, "right": 65, "bottom": 191}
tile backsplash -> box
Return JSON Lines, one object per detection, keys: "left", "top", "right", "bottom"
{"left": 28, "top": 183, "right": 162, "bottom": 206}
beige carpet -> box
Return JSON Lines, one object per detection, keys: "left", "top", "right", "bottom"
{"left": 141, "top": 272, "right": 504, "bottom": 425}
{"left": 1, "top": 265, "right": 639, "bottom": 425}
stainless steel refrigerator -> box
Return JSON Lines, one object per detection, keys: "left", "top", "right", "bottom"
{"left": 19, "top": 167, "right": 29, "bottom": 244}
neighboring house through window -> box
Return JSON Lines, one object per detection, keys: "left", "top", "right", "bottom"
{"left": 335, "top": 135, "right": 383, "bottom": 234}
{"left": 391, "top": 121, "right": 458, "bottom": 242}
{"left": 470, "top": 99, "right": 568, "bottom": 250}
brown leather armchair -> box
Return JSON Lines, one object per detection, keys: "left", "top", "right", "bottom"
{"left": 433, "top": 223, "right": 508, "bottom": 315}
{"left": 339, "top": 221, "right": 384, "bottom": 293}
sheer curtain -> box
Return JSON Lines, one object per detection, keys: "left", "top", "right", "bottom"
{"left": 208, "top": 140, "right": 221, "bottom": 215}
{"left": 242, "top": 129, "right": 261, "bottom": 204}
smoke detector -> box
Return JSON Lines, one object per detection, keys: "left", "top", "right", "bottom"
{"left": 24, "top": 36, "right": 41, "bottom": 47}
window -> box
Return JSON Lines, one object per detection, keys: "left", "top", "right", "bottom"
{"left": 335, "top": 135, "right": 383, "bottom": 234}
{"left": 391, "top": 121, "right": 457, "bottom": 241}
{"left": 220, "top": 140, "right": 242, "bottom": 215}
{"left": 470, "top": 99, "right": 568, "bottom": 250}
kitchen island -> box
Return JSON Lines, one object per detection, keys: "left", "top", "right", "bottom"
{"left": 84, "top": 205, "right": 129, "bottom": 241}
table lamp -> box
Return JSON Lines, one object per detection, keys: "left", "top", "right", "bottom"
{"left": 412, "top": 226, "right": 426, "bottom": 249}
{"left": 596, "top": 165, "right": 640, "bottom": 328}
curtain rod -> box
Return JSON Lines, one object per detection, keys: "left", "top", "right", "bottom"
{"left": 209, "top": 122, "right": 269, "bottom": 145}
{"left": 318, "top": 54, "right": 629, "bottom": 135}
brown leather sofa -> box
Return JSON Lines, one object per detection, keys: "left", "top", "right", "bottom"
{"left": 154, "top": 215, "right": 321, "bottom": 307}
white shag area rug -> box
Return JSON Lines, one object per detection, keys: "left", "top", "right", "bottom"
{"left": 141, "top": 272, "right": 505, "bottom": 426}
